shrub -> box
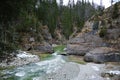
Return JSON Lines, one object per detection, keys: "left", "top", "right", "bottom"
{"left": 99, "top": 26, "right": 107, "bottom": 38}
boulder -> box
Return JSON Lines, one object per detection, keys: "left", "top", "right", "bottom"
{"left": 84, "top": 53, "right": 106, "bottom": 63}
{"left": 35, "top": 43, "right": 53, "bottom": 53}
{"left": 84, "top": 47, "right": 120, "bottom": 63}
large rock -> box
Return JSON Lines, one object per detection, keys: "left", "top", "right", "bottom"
{"left": 66, "top": 44, "right": 90, "bottom": 56}
{"left": 84, "top": 47, "right": 120, "bottom": 63}
{"left": 67, "top": 34, "right": 104, "bottom": 55}
{"left": 84, "top": 53, "right": 105, "bottom": 63}
{"left": 35, "top": 43, "right": 53, "bottom": 53}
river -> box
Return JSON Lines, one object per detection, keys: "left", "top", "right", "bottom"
{"left": 0, "top": 50, "right": 120, "bottom": 80}
{"left": 0, "top": 51, "right": 67, "bottom": 80}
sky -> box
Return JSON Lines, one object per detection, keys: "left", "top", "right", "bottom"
{"left": 57, "top": 0, "right": 119, "bottom": 8}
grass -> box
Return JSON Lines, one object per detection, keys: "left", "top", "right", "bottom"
{"left": 68, "top": 55, "right": 86, "bottom": 64}
{"left": 53, "top": 45, "right": 66, "bottom": 52}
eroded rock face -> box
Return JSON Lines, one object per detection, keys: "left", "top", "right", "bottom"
{"left": 67, "top": 33, "right": 104, "bottom": 55}
{"left": 84, "top": 47, "right": 120, "bottom": 63}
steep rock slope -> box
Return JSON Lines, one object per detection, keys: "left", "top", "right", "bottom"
{"left": 67, "top": 2, "right": 120, "bottom": 63}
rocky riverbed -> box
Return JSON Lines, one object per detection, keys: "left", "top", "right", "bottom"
{"left": 0, "top": 50, "right": 40, "bottom": 67}
{"left": 0, "top": 49, "right": 120, "bottom": 80}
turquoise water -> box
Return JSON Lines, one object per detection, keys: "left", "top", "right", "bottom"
{"left": 1, "top": 52, "right": 66, "bottom": 80}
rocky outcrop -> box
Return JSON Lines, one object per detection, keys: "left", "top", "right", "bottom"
{"left": 19, "top": 25, "right": 54, "bottom": 53}
{"left": 67, "top": 2, "right": 120, "bottom": 63}
{"left": 67, "top": 33, "right": 104, "bottom": 55}
{"left": 84, "top": 47, "right": 120, "bottom": 63}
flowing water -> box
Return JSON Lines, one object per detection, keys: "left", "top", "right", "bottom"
{"left": 0, "top": 51, "right": 66, "bottom": 80}
{"left": 1, "top": 50, "right": 120, "bottom": 80}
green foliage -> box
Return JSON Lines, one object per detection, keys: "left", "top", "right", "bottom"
{"left": 36, "top": 0, "right": 98, "bottom": 38}
{"left": 36, "top": 0, "right": 59, "bottom": 36}
{"left": 99, "top": 26, "right": 107, "bottom": 38}
{"left": 0, "top": 0, "right": 100, "bottom": 55}
{"left": 0, "top": 0, "right": 37, "bottom": 55}
{"left": 0, "top": 42, "right": 17, "bottom": 54}
{"left": 16, "top": 12, "right": 38, "bottom": 32}
{"left": 112, "top": 3, "right": 119, "bottom": 19}
{"left": 61, "top": 6, "right": 73, "bottom": 38}
{"left": 0, "top": 0, "right": 36, "bottom": 23}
